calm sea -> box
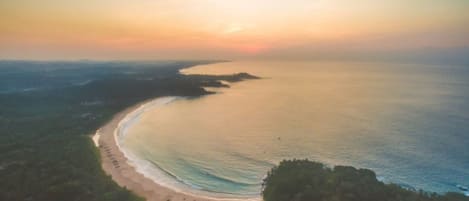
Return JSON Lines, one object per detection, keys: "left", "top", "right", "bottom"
{"left": 121, "top": 61, "right": 469, "bottom": 198}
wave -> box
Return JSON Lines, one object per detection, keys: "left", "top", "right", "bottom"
{"left": 175, "top": 156, "right": 263, "bottom": 187}
{"left": 115, "top": 96, "right": 179, "bottom": 142}
{"left": 114, "top": 96, "right": 261, "bottom": 200}
{"left": 73, "top": 79, "right": 94, "bottom": 86}
{"left": 145, "top": 158, "right": 261, "bottom": 196}
{"left": 0, "top": 87, "right": 45, "bottom": 94}
{"left": 227, "top": 152, "right": 276, "bottom": 168}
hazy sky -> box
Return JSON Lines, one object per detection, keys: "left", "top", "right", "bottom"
{"left": 1, "top": 0, "right": 468, "bottom": 61}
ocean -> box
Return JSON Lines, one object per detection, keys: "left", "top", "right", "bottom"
{"left": 119, "top": 61, "right": 469, "bottom": 198}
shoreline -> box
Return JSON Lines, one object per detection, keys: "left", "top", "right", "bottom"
{"left": 94, "top": 97, "right": 258, "bottom": 201}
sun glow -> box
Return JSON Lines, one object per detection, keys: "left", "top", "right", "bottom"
{"left": 1, "top": 0, "right": 468, "bottom": 59}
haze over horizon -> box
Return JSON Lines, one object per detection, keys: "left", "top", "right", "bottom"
{"left": 1, "top": 0, "right": 469, "bottom": 63}
{"left": 2, "top": 2, "right": 469, "bottom": 200}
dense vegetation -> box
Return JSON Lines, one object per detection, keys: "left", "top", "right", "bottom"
{"left": 0, "top": 60, "right": 258, "bottom": 201}
{"left": 262, "top": 159, "right": 468, "bottom": 201}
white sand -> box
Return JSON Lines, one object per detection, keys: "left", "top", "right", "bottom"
{"left": 95, "top": 97, "right": 255, "bottom": 201}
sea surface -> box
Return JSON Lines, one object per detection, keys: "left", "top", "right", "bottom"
{"left": 120, "top": 61, "right": 469, "bottom": 198}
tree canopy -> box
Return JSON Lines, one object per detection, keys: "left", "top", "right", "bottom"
{"left": 262, "top": 159, "right": 467, "bottom": 201}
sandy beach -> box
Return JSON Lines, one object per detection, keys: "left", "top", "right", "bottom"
{"left": 94, "top": 98, "right": 229, "bottom": 201}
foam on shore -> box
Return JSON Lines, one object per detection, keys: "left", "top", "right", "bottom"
{"left": 112, "top": 96, "right": 261, "bottom": 201}
{"left": 92, "top": 130, "right": 100, "bottom": 147}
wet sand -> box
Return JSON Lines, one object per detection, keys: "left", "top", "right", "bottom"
{"left": 95, "top": 99, "right": 230, "bottom": 201}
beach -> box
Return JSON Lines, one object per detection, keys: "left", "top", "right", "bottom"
{"left": 94, "top": 97, "right": 229, "bottom": 201}
{"left": 126, "top": 61, "right": 469, "bottom": 195}
{"left": 91, "top": 62, "right": 469, "bottom": 199}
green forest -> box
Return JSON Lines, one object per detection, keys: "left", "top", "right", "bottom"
{"left": 2, "top": 61, "right": 466, "bottom": 201}
{"left": 0, "top": 61, "right": 257, "bottom": 201}
{"left": 262, "top": 159, "right": 468, "bottom": 201}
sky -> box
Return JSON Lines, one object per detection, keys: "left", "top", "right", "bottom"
{"left": 1, "top": 0, "right": 469, "bottom": 62}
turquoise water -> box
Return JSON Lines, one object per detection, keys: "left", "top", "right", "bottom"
{"left": 121, "top": 61, "right": 469, "bottom": 198}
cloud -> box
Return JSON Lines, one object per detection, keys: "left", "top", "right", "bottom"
{"left": 223, "top": 23, "right": 249, "bottom": 34}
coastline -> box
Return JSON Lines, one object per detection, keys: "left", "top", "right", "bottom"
{"left": 94, "top": 97, "right": 256, "bottom": 201}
